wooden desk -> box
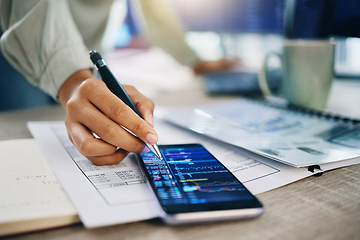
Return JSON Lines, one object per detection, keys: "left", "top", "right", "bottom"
{"left": 1, "top": 78, "right": 359, "bottom": 240}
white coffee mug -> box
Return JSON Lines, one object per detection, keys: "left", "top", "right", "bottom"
{"left": 258, "top": 39, "right": 335, "bottom": 110}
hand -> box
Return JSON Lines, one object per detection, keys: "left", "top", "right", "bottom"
{"left": 58, "top": 69, "right": 157, "bottom": 166}
{"left": 192, "top": 58, "right": 240, "bottom": 75}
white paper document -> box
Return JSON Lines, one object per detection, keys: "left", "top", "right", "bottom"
{"left": 28, "top": 119, "right": 350, "bottom": 228}
{"left": 161, "top": 99, "right": 360, "bottom": 167}
{"left": 28, "top": 122, "right": 159, "bottom": 228}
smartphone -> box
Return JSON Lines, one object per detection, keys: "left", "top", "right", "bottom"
{"left": 137, "top": 143, "right": 264, "bottom": 224}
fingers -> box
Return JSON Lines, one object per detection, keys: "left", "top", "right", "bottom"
{"left": 65, "top": 121, "right": 118, "bottom": 157}
{"left": 66, "top": 124, "right": 130, "bottom": 166}
{"left": 64, "top": 78, "right": 157, "bottom": 166}
{"left": 85, "top": 81, "right": 158, "bottom": 144}
{"left": 65, "top": 120, "right": 129, "bottom": 166}
{"left": 87, "top": 148, "right": 129, "bottom": 166}
{"left": 124, "top": 85, "right": 155, "bottom": 127}
{"left": 67, "top": 97, "right": 145, "bottom": 153}
{"left": 193, "top": 58, "right": 239, "bottom": 74}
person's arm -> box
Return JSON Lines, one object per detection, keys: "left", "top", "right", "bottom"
{"left": 0, "top": 0, "right": 91, "bottom": 98}
{"left": 0, "top": 0, "right": 158, "bottom": 165}
{"left": 131, "top": 0, "right": 234, "bottom": 74}
{"left": 132, "top": 0, "right": 197, "bottom": 67}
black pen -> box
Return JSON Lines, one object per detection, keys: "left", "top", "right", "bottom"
{"left": 89, "top": 50, "right": 162, "bottom": 159}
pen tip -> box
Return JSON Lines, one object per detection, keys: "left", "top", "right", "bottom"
{"left": 153, "top": 145, "right": 162, "bottom": 160}
{"left": 146, "top": 144, "right": 162, "bottom": 160}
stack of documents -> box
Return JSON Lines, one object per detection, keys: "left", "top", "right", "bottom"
{"left": 26, "top": 111, "right": 360, "bottom": 228}
{"left": 161, "top": 98, "right": 360, "bottom": 167}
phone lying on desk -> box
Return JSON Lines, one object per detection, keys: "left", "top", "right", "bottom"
{"left": 136, "top": 143, "right": 264, "bottom": 224}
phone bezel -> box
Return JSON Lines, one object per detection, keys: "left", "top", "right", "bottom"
{"left": 137, "top": 143, "right": 263, "bottom": 215}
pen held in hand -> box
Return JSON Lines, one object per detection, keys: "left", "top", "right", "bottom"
{"left": 89, "top": 50, "right": 162, "bottom": 159}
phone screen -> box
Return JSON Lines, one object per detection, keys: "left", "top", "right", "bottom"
{"left": 138, "top": 144, "right": 262, "bottom": 214}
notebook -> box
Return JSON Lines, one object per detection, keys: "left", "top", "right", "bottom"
{"left": 0, "top": 139, "right": 80, "bottom": 236}
{"left": 161, "top": 98, "right": 360, "bottom": 168}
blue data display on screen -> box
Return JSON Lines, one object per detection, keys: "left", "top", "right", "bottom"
{"left": 140, "top": 145, "right": 253, "bottom": 206}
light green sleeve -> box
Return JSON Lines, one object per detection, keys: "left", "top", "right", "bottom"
{"left": 0, "top": 0, "right": 93, "bottom": 99}
{"left": 132, "top": 0, "right": 198, "bottom": 67}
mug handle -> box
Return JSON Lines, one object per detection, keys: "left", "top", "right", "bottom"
{"left": 258, "top": 52, "right": 281, "bottom": 97}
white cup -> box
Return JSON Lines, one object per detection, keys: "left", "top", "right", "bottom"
{"left": 258, "top": 39, "right": 335, "bottom": 110}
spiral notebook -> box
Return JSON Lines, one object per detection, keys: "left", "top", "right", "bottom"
{"left": 161, "top": 98, "right": 360, "bottom": 168}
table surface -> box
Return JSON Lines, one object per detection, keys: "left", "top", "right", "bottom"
{"left": 1, "top": 78, "right": 360, "bottom": 240}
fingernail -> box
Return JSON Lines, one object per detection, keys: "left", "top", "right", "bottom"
{"left": 146, "top": 133, "right": 158, "bottom": 144}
